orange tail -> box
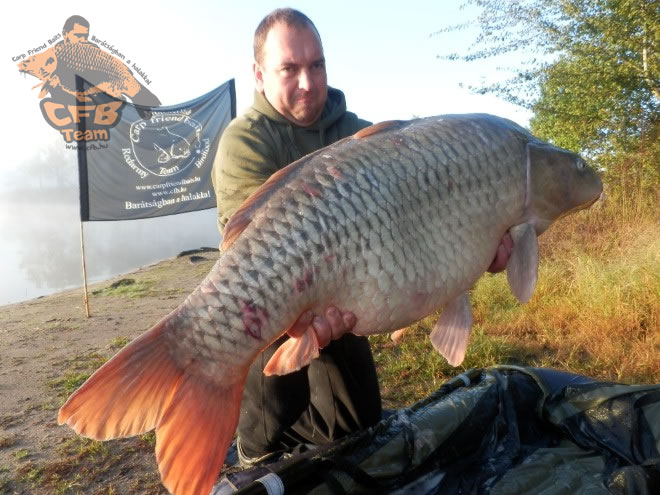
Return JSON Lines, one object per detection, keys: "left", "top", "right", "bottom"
{"left": 58, "top": 311, "right": 247, "bottom": 495}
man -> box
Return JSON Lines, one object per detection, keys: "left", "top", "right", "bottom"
{"left": 212, "top": 8, "right": 381, "bottom": 466}
{"left": 61, "top": 15, "right": 94, "bottom": 44}
{"left": 212, "top": 8, "right": 513, "bottom": 466}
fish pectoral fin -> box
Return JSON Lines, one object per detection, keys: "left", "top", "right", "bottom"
{"left": 263, "top": 327, "right": 320, "bottom": 376}
{"left": 506, "top": 223, "right": 539, "bottom": 303}
{"left": 430, "top": 292, "right": 473, "bottom": 366}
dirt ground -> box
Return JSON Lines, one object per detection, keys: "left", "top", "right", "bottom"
{"left": 0, "top": 251, "right": 220, "bottom": 494}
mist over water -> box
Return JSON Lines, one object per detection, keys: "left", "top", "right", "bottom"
{"left": 0, "top": 139, "right": 220, "bottom": 307}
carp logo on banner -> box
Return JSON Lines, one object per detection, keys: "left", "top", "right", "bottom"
{"left": 15, "top": 14, "right": 160, "bottom": 148}
{"left": 127, "top": 111, "right": 209, "bottom": 178}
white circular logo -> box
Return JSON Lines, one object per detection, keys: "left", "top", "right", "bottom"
{"left": 129, "top": 113, "right": 204, "bottom": 177}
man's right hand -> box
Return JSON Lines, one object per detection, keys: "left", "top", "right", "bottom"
{"left": 287, "top": 306, "right": 357, "bottom": 348}
{"left": 488, "top": 232, "right": 514, "bottom": 273}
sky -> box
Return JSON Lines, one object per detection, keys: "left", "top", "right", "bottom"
{"left": 0, "top": 0, "right": 532, "bottom": 306}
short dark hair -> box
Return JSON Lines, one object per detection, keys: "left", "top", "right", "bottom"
{"left": 253, "top": 8, "right": 321, "bottom": 65}
{"left": 63, "top": 15, "right": 90, "bottom": 34}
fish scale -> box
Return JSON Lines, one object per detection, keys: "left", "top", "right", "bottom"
{"left": 57, "top": 114, "right": 602, "bottom": 495}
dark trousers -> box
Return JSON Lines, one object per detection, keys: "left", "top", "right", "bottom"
{"left": 236, "top": 333, "right": 382, "bottom": 457}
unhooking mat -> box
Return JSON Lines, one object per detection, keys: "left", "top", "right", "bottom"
{"left": 213, "top": 366, "right": 660, "bottom": 494}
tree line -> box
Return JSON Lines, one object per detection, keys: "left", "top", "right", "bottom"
{"left": 439, "top": 0, "right": 658, "bottom": 199}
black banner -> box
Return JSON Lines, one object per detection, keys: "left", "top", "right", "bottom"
{"left": 78, "top": 79, "right": 235, "bottom": 221}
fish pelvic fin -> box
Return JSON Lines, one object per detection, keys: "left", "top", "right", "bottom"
{"left": 263, "top": 327, "right": 320, "bottom": 376}
{"left": 506, "top": 223, "right": 539, "bottom": 303}
{"left": 58, "top": 310, "right": 248, "bottom": 495}
{"left": 430, "top": 292, "right": 473, "bottom": 366}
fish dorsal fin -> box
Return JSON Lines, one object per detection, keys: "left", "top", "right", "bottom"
{"left": 221, "top": 155, "right": 312, "bottom": 251}
{"left": 507, "top": 223, "right": 539, "bottom": 303}
{"left": 353, "top": 120, "right": 405, "bottom": 139}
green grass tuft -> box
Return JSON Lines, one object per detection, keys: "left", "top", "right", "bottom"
{"left": 13, "top": 449, "right": 30, "bottom": 461}
{"left": 109, "top": 336, "right": 130, "bottom": 350}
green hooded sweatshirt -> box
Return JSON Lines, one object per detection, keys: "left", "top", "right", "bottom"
{"left": 212, "top": 87, "right": 371, "bottom": 233}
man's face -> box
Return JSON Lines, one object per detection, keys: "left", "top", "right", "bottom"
{"left": 64, "top": 23, "right": 89, "bottom": 44}
{"left": 254, "top": 23, "right": 328, "bottom": 127}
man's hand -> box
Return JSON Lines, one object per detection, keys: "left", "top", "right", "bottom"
{"left": 488, "top": 232, "right": 514, "bottom": 273}
{"left": 287, "top": 306, "right": 356, "bottom": 348}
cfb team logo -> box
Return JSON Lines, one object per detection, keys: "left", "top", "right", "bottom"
{"left": 123, "top": 112, "right": 212, "bottom": 178}
{"left": 16, "top": 14, "right": 159, "bottom": 146}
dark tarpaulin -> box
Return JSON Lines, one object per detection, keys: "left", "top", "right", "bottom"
{"left": 214, "top": 366, "right": 660, "bottom": 495}
{"left": 79, "top": 79, "right": 235, "bottom": 221}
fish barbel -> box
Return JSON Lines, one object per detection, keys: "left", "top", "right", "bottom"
{"left": 58, "top": 114, "right": 602, "bottom": 494}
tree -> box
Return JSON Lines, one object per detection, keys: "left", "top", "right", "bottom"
{"left": 438, "top": 0, "right": 659, "bottom": 190}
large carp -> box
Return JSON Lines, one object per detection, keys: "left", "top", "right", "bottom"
{"left": 58, "top": 114, "right": 602, "bottom": 495}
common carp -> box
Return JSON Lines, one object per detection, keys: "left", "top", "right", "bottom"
{"left": 17, "top": 41, "right": 160, "bottom": 108}
{"left": 58, "top": 114, "right": 602, "bottom": 495}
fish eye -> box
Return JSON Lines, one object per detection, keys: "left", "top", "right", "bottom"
{"left": 576, "top": 158, "right": 585, "bottom": 171}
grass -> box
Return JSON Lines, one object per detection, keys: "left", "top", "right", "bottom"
{"left": 371, "top": 191, "right": 660, "bottom": 406}
{"left": 92, "top": 278, "right": 184, "bottom": 298}
{"left": 109, "top": 336, "right": 130, "bottom": 350}
{"left": 91, "top": 279, "right": 153, "bottom": 298}
{"left": 13, "top": 449, "right": 30, "bottom": 461}
{"left": 8, "top": 435, "right": 164, "bottom": 495}
{"left": 48, "top": 352, "right": 108, "bottom": 408}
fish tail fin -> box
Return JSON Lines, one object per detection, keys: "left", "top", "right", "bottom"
{"left": 58, "top": 311, "right": 248, "bottom": 495}
{"left": 157, "top": 372, "right": 246, "bottom": 495}
{"left": 57, "top": 314, "right": 182, "bottom": 438}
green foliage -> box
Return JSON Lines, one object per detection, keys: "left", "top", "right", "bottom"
{"left": 439, "top": 0, "right": 659, "bottom": 190}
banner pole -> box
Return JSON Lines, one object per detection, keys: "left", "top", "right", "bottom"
{"left": 76, "top": 75, "right": 91, "bottom": 318}
{"left": 79, "top": 219, "right": 90, "bottom": 318}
